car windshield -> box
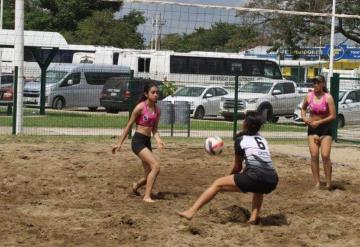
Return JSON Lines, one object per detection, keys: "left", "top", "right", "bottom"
{"left": 34, "top": 70, "right": 68, "bottom": 84}
{"left": 239, "top": 82, "right": 273, "bottom": 94}
{"left": 174, "top": 87, "right": 205, "bottom": 97}
{"left": 339, "top": 91, "right": 346, "bottom": 101}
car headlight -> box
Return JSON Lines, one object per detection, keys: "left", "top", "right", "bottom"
{"left": 244, "top": 98, "right": 258, "bottom": 104}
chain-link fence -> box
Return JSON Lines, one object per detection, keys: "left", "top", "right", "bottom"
{"left": 0, "top": 1, "right": 359, "bottom": 142}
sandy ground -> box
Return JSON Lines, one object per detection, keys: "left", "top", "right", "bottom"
{"left": 0, "top": 139, "right": 359, "bottom": 247}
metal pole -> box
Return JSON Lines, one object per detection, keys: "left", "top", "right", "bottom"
{"left": 328, "top": 0, "right": 336, "bottom": 84}
{"left": 0, "top": 0, "right": 3, "bottom": 88}
{"left": 14, "top": 0, "right": 24, "bottom": 134}
{"left": 232, "top": 75, "right": 239, "bottom": 140}
{"left": 12, "top": 67, "right": 18, "bottom": 135}
{"left": 0, "top": 0, "right": 3, "bottom": 29}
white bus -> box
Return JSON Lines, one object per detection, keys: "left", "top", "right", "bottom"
{"left": 117, "top": 50, "right": 284, "bottom": 90}
{"left": 0, "top": 29, "right": 122, "bottom": 79}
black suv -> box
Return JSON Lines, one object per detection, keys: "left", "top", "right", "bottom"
{"left": 100, "top": 77, "right": 165, "bottom": 113}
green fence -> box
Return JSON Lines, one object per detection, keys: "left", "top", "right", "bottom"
{"left": 335, "top": 75, "right": 360, "bottom": 144}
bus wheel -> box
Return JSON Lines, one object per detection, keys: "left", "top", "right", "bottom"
{"left": 194, "top": 106, "right": 205, "bottom": 119}
{"left": 53, "top": 97, "right": 65, "bottom": 110}
{"left": 88, "top": 107, "right": 98, "bottom": 111}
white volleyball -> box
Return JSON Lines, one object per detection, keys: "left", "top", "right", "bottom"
{"left": 204, "top": 136, "right": 224, "bottom": 155}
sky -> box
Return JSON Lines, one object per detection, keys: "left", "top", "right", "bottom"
{"left": 117, "top": 1, "right": 249, "bottom": 44}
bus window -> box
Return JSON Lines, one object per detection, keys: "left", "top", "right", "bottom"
{"left": 170, "top": 56, "right": 188, "bottom": 73}
{"left": 189, "top": 57, "right": 207, "bottom": 74}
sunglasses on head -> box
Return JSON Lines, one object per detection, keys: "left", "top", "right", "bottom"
{"left": 312, "top": 80, "right": 322, "bottom": 84}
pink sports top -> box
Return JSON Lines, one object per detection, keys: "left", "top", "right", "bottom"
{"left": 136, "top": 101, "right": 160, "bottom": 128}
{"left": 307, "top": 91, "right": 329, "bottom": 115}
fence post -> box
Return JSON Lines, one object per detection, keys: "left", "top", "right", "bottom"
{"left": 12, "top": 67, "right": 18, "bottom": 135}
{"left": 232, "top": 74, "right": 239, "bottom": 140}
{"left": 127, "top": 70, "right": 134, "bottom": 139}
{"left": 330, "top": 73, "right": 339, "bottom": 141}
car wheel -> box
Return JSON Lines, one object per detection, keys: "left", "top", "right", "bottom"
{"left": 106, "top": 108, "right": 119, "bottom": 114}
{"left": 88, "top": 107, "right": 98, "bottom": 111}
{"left": 270, "top": 116, "right": 279, "bottom": 123}
{"left": 258, "top": 106, "right": 272, "bottom": 122}
{"left": 194, "top": 106, "right": 205, "bottom": 119}
{"left": 337, "top": 115, "right": 345, "bottom": 128}
{"left": 53, "top": 97, "right": 65, "bottom": 110}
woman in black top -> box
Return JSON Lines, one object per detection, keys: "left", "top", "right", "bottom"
{"left": 177, "top": 111, "right": 278, "bottom": 224}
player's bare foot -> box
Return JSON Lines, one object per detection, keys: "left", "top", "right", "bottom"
{"left": 315, "top": 183, "right": 321, "bottom": 189}
{"left": 177, "top": 211, "right": 193, "bottom": 220}
{"left": 247, "top": 217, "right": 260, "bottom": 225}
{"left": 132, "top": 183, "right": 140, "bottom": 196}
{"left": 143, "top": 197, "right": 156, "bottom": 203}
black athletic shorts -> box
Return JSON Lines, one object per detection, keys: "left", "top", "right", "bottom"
{"left": 131, "top": 132, "right": 152, "bottom": 154}
{"left": 308, "top": 122, "right": 332, "bottom": 137}
{"left": 233, "top": 173, "right": 277, "bottom": 194}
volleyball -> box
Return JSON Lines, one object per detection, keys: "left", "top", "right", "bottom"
{"left": 204, "top": 136, "right": 224, "bottom": 155}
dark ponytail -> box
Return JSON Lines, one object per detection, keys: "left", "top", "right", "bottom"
{"left": 136, "top": 82, "right": 158, "bottom": 105}
{"left": 236, "top": 111, "right": 264, "bottom": 137}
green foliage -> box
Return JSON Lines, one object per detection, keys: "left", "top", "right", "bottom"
{"left": 69, "top": 10, "right": 145, "bottom": 48}
{"left": 245, "top": 0, "right": 360, "bottom": 47}
{"left": 161, "top": 22, "right": 263, "bottom": 52}
{"left": 159, "top": 81, "right": 177, "bottom": 97}
{"left": 2, "top": 0, "right": 145, "bottom": 48}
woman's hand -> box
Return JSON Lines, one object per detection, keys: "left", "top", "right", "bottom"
{"left": 112, "top": 143, "right": 122, "bottom": 154}
{"left": 309, "top": 120, "right": 320, "bottom": 129}
{"left": 303, "top": 117, "right": 311, "bottom": 125}
{"left": 156, "top": 139, "right": 165, "bottom": 150}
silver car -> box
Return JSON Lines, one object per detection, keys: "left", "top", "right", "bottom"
{"left": 293, "top": 89, "right": 360, "bottom": 128}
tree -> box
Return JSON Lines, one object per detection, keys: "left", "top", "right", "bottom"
{"left": 244, "top": 0, "right": 360, "bottom": 48}
{"left": 161, "top": 22, "right": 263, "bottom": 52}
{"left": 72, "top": 10, "right": 145, "bottom": 48}
{"left": 1, "top": 0, "right": 146, "bottom": 48}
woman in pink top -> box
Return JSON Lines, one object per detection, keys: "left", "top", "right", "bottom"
{"left": 301, "top": 75, "right": 336, "bottom": 189}
{"left": 112, "top": 83, "right": 164, "bottom": 202}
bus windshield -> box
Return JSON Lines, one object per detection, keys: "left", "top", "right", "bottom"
{"left": 239, "top": 81, "right": 273, "bottom": 94}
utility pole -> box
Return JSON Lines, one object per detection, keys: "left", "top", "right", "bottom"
{"left": 151, "top": 13, "right": 165, "bottom": 50}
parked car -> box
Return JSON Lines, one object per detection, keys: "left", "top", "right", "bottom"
{"left": 296, "top": 82, "right": 313, "bottom": 94}
{"left": 163, "top": 85, "right": 229, "bottom": 119}
{"left": 0, "top": 73, "right": 14, "bottom": 89}
{"left": 22, "top": 64, "right": 130, "bottom": 111}
{"left": 293, "top": 89, "right": 360, "bottom": 128}
{"left": 100, "top": 77, "right": 165, "bottom": 113}
{"left": 220, "top": 80, "right": 302, "bottom": 122}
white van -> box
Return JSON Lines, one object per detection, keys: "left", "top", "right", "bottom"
{"left": 23, "top": 64, "right": 130, "bottom": 110}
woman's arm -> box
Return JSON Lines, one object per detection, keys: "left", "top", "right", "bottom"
{"left": 230, "top": 155, "right": 243, "bottom": 175}
{"left": 301, "top": 95, "right": 310, "bottom": 125}
{"left": 152, "top": 108, "right": 165, "bottom": 149}
{"left": 112, "top": 104, "right": 142, "bottom": 153}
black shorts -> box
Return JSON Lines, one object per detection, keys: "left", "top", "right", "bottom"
{"left": 233, "top": 173, "right": 277, "bottom": 194}
{"left": 308, "top": 123, "right": 332, "bottom": 137}
{"left": 131, "top": 132, "right": 152, "bottom": 154}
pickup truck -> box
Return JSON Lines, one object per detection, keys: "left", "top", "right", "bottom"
{"left": 219, "top": 80, "right": 302, "bottom": 122}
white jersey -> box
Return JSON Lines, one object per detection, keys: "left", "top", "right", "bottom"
{"left": 235, "top": 133, "right": 277, "bottom": 183}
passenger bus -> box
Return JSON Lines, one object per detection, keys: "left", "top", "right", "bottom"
{"left": 117, "top": 50, "right": 284, "bottom": 90}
